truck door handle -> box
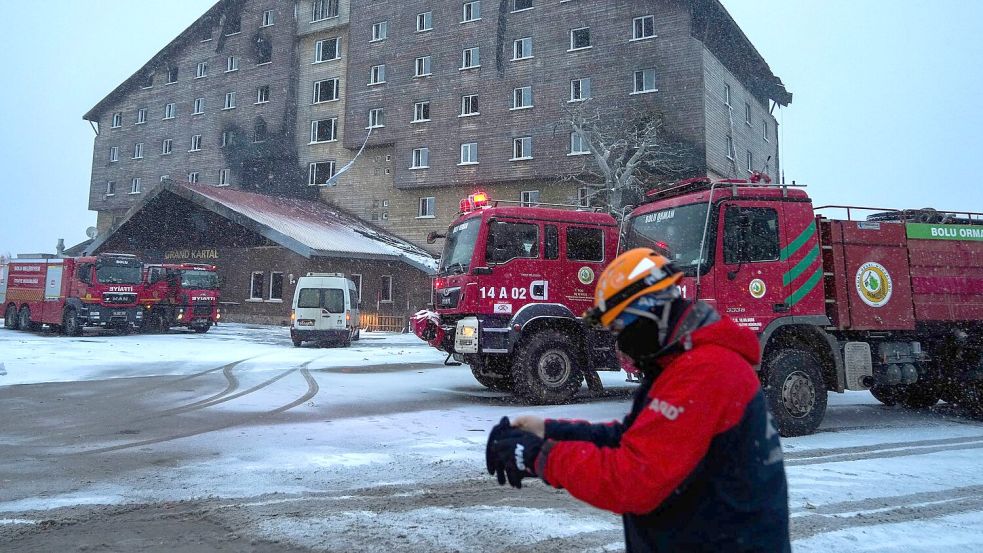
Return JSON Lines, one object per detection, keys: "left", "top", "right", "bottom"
{"left": 773, "top": 303, "right": 790, "bottom": 313}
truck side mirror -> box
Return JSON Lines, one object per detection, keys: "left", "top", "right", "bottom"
{"left": 426, "top": 231, "right": 446, "bottom": 244}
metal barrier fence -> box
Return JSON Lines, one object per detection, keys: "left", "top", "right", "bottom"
{"left": 360, "top": 313, "right": 406, "bottom": 333}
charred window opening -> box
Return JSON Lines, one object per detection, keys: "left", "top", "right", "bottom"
{"left": 139, "top": 72, "right": 154, "bottom": 89}
{"left": 167, "top": 66, "right": 179, "bottom": 84}
{"left": 224, "top": 12, "right": 241, "bottom": 35}
{"left": 253, "top": 118, "right": 268, "bottom": 143}
{"left": 254, "top": 35, "right": 272, "bottom": 64}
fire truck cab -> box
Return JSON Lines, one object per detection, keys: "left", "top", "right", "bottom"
{"left": 416, "top": 193, "right": 621, "bottom": 403}
{"left": 141, "top": 263, "right": 221, "bottom": 333}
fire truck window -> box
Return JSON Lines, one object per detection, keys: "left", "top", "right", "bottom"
{"left": 723, "top": 206, "right": 779, "bottom": 264}
{"left": 566, "top": 226, "right": 604, "bottom": 262}
{"left": 297, "top": 288, "right": 320, "bottom": 308}
{"left": 486, "top": 222, "right": 539, "bottom": 264}
{"left": 76, "top": 264, "right": 91, "bottom": 284}
{"left": 545, "top": 225, "right": 559, "bottom": 260}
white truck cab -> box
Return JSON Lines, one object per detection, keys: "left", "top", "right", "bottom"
{"left": 290, "top": 273, "right": 360, "bottom": 347}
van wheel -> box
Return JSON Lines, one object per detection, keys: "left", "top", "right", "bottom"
{"left": 353, "top": 328, "right": 361, "bottom": 342}
{"left": 763, "top": 348, "right": 827, "bottom": 437}
{"left": 4, "top": 305, "right": 17, "bottom": 330}
{"left": 512, "top": 330, "right": 584, "bottom": 404}
{"left": 292, "top": 337, "right": 303, "bottom": 347}
{"left": 63, "top": 308, "right": 83, "bottom": 337}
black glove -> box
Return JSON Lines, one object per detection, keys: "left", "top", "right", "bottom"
{"left": 486, "top": 417, "right": 544, "bottom": 489}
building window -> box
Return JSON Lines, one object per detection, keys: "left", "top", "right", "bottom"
{"left": 253, "top": 119, "right": 268, "bottom": 142}
{"left": 369, "top": 64, "right": 386, "bottom": 85}
{"left": 313, "top": 78, "right": 339, "bottom": 103}
{"left": 726, "top": 135, "right": 734, "bottom": 160}
{"left": 570, "top": 77, "right": 591, "bottom": 102}
{"left": 190, "top": 134, "right": 203, "bottom": 151}
{"left": 139, "top": 73, "right": 153, "bottom": 89}
{"left": 462, "top": 47, "right": 480, "bottom": 69}
{"left": 250, "top": 272, "right": 264, "bottom": 300}
{"left": 309, "top": 161, "right": 337, "bottom": 185}
{"left": 351, "top": 274, "right": 362, "bottom": 305}
{"left": 418, "top": 196, "right": 436, "bottom": 218}
{"left": 162, "top": 139, "right": 173, "bottom": 155}
{"left": 460, "top": 142, "right": 478, "bottom": 165}
{"left": 414, "top": 56, "right": 432, "bottom": 77}
{"left": 578, "top": 187, "right": 591, "bottom": 208}
{"left": 413, "top": 101, "right": 430, "bottom": 122}
{"left": 221, "top": 130, "right": 236, "bottom": 147}
{"left": 461, "top": 94, "right": 479, "bottom": 116}
{"left": 269, "top": 272, "right": 283, "bottom": 301}
{"left": 133, "top": 142, "right": 144, "bottom": 159}
{"left": 380, "top": 275, "right": 393, "bottom": 303}
{"left": 312, "top": 0, "right": 339, "bottom": 22}
{"left": 416, "top": 11, "right": 432, "bottom": 32}
{"left": 570, "top": 132, "right": 589, "bottom": 155}
{"left": 217, "top": 168, "right": 230, "bottom": 186}
{"left": 512, "top": 86, "right": 533, "bottom": 110}
{"left": 188, "top": 172, "right": 200, "bottom": 184}
{"left": 227, "top": 56, "right": 238, "bottom": 72}
{"left": 160, "top": 175, "right": 170, "bottom": 183}
{"left": 512, "top": 0, "right": 532, "bottom": 12}
{"left": 129, "top": 178, "right": 142, "bottom": 194}
{"left": 513, "top": 37, "right": 532, "bottom": 60}
{"left": 111, "top": 112, "right": 122, "bottom": 128}
{"left": 315, "top": 38, "right": 340, "bottom": 62}
{"left": 166, "top": 66, "right": 179, "bottom": 84}
{"left": 256, "top": 85, "right": 270, "bottom": 104}
{"left": 106, "top": 181, "right": 116, "bottom": 196}
{"left": 136, "top": 108, "right": 147, "bottom": 124}
{"left": 256, "top": 38, "right": 273, "bottom": 64}
{"left": 632, "top": 15, "right": 655, "bottom": 40}
{"left": 463, "top": 1, "right": 481, "bottom": 22}
{"left": 633, "top": 69, "right": 657, "bottom": 93}
{"left": 109, "top": 146, "right": 119, "bottom": 162}
{"left": 224, "top": 92, "right": 237, "bottom": 109}
{"left": 163, "top": 103, "right": 176, "bottom": 119}
{"left": 196, "top": 61, "right": 207, "bottom": 78}
{"left": 411, "top": 147, "right": 430, "bottom": 169}
{"left": 763, "top": 120, "right": 770, "bottom": 142}
{"left": 745, "top": 102, "right": 752, "bottom": 126}
{"left": 193, "top": 98, "right": 205, "bottom": 114}
{"left": 746, "top": 150, "right": 754, "bottom": 173}
{"left": 371, "top": 21, "right": 388, "bottom": 41}
{"left": 262, "top": 9, "right": 275, "bottom": 27}
{"left": 368, "top": 108, "right": 385, "bottom": 128}
{"left": 570, "top": 27, "right": 591, "bottom": 50}
{"left": 311, "top": 118, "right": 338, "bottom": 143}
{"left": 512, "top": 137, "right": 532, "bottom": 160}
{"left": 520, "top": 190, "right": 540, "bottom": 206}
{"left": 224, "top": 12, "right": 241, "bottom": 35}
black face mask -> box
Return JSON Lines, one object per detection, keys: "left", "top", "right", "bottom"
{"left": 615, "top": 299, "right": 719, "bottom": 374}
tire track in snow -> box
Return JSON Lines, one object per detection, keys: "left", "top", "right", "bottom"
{"left": 784, "top": 434, "right": 983, "bottom": 466}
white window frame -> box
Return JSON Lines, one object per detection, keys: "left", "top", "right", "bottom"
{"left": 578, "top": 187, "right": 591, "bottom": 208}
{"left": 512, "top": 0, "right": 532, "bottom": 13}
{"left": 416, "top": 11, "right": 433, "bottom": 32}
{"left": 745, "top": 102, "right": 752, "bottom": 126}
{"left": 460, "top": 94, "right": 479, "bottom": 117}
{"left": 512, "top": 137, "right": 532, "bottom": 161}
{"left": 351, "top": 274, "right": 362, "bottom": 305}
{"left": 188, "top": 172, "right": 200, "bottom": 184}
{"left": 414, "top": 56, "right": 432, "bottom": 77}
{"left": 368, "top": 108, "right": 385, "bottom": 129}
{"left": 312, "top": 0, "right": 338, "bottom": 22}
{"left": 262, "top": 9, "right": 275, "bottom": 27}
{"left": 313, "top": 78, "right": 340, "bottom": 103}
{"left": 249, "top": 271, "right": 264, "bottom": 300}
{"left": 224, "top": 91, "right": 237, "bottom": 110}
{"left": 520, "top": 190, "right": 540, "bottom": 207}
{"left": 166, "top": 66, "right": 179, "bottom": 84}
{"left": 371, "top": 21, "right": 388, "bottom": 42}
{"left": 369, "top": 64, "right": 386, "bottom": 85}
{"left": 462, "top": 47, "right": 480, "bottom": 69}
{"left": 227, "top": 56, "right": 239, "bottom": 72}
{"left": 106, "top": 181, "right": 116, "bottom": 196}
{"left": 462, "top": 1, "right": 481, "bottom": 23}
{"left": 162, "top": 139, "right": 173, "bottom": 155}
{"left": 569, "top": 27, "right": 592, "bottom": 51}
{"left": 109, "top": 146, "right": 119, "bottom": 162}
{"left": 314, "top": 38, "right": 340, "bottom": 63}
{"left": 133, "top": 142, "right": 144, "bottom": 159}
{"left": 310, "top": 118, "right": 338, "bottom": 143}
{"left": 513, "top": 37, "right": 532, "bottom": 60}
{"left": 130, "top": 177, "right": 142, "bottom": 194}
{"left": 511, "top": 86, "right": 533, "bottom": 110}
{"left": 196, "top": 62, "right": 207, "bottom": 78}
{"left": 190, "top": 134, "right": 203, "bottom": 152}
{"left": 724, "top": 83, "right": 732, "bottom": 108}
{"left": 459, "top": 142, "right": 478, "bottom": 165}
{"left": 411, "top": 147, "right": 430, "bottom": 169}
{"left": 569, "top": 131, "right": 589, "bottom": 155}
{"left": 763, "top": 120, "right": 770, "bottom": 142}
{"left": 111, "top": 112, "right": 122, "bottom": 128}
{"left": 632, "top": 15, "right": 656, "bottom": 41}
{"left": 256, "top": 85, "right": 270, "bottom": 104}
{"left": 219, "top": 168, "right": 231, "bottom": 186}
{"left": 160, "top": 175, "right": 169, "bottom": 183}
{"left": 418, "top": 196, "right": 436, "bottom": 218}
{"left": 269, "top": 272, "right": 284, "bottom": 301}
{"left": 746, "top": 150, "right": 754, "bottom": 173}
{"left": 163, "top": 103, "right": 176, "bottom": 120}
{"left": 308, "top": 161, "right": 337, "bottom": 185}
{"left": 632, "top": 68, "right": 657, "bottom": 94}
{"left": 136, "top": 108, "right": 147, "bottom": 124}
{"left": 380, "top": 275, "right": 393, "bottom": 303}
{"left": 193, "top": 97, "right": 205, "bottom": 114}
{"left": 570, "top": 77, "right": 591, "bottom": 102}
{"left": 413, "top": 101, "right": 431, "bottom": 123}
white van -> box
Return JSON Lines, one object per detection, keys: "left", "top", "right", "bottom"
{"left": 290, "top": 273, "right": 360, "bottom": 347}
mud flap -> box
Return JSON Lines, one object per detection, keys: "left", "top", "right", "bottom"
{"left": 585, "top": 370, "right": 604, "bottom": 392}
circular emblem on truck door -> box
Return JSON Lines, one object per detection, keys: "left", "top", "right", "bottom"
{"left": 749, "top": 279, "right": 767, "bottom": 299}
{"left": 578, "top": 267, "right": 595, "bottom": 285}
{"left": 856, "top": 262, "right": 893, "bottom": 307}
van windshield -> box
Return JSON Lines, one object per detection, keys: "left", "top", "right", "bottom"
{"left": 297, "top": 288, "right": 346, "bottom": 313}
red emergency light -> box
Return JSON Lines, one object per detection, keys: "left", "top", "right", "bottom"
{"left": 459, "top": 191, "right": 491, "bottom": 213}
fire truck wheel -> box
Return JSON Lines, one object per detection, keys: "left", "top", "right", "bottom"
{"left": 512, "top": 330, "right": 584, "bottom": 404}
{"left": 17, "top": 306, "right": 38, "bottom": 332}
{"left": 869, "top": 384, "right": 904, "bottom": 406}
{"left": 901, "top": 383, "right": 940, "bottom": 409}
{"left": 193, "top": 325, "right": 211, "bottom": 334}
{"left": 4, "top": 305, "right": 17, "bottom": 330}
{"left": 763, "top": 349, "right": 827, "bottom": 437}
{"left": 62, "top": 308, "right": 83, "bottom": 337}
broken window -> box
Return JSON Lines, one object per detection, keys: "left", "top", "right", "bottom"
{"left": 253, "top": 118, "right": 267, "bottom": 143}
{"left": 255, "top": 36, "right": 272, "bottom": 64}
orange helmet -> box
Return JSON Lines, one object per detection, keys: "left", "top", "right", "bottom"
{"left": 585, "top": 248, "right": 683, "bottom": 329}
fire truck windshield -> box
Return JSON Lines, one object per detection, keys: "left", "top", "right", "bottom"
{"left": 95, "top": 265, "right": 143, "bottom": 284}
{"left": 438, "top": 219, "right": 480, "bottom": 275}
{"left": 180, "top": 270, "right": 219, "bottom": 289}
{"left": 625, "top": 203, "right": 712, "bottom": 275}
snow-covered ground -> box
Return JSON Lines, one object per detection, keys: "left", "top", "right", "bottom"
{"left": 1, "top": 322, "right": 981, "bottom": 551}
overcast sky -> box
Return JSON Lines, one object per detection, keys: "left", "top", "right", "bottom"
{"left": 0, "top": 1, "right": 980, "bottom": 256}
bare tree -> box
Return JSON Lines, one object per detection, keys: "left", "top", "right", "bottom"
{"left": 561, "top": 100, "right": 701, "bottom": 219}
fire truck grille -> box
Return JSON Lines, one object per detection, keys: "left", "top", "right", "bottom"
{"left": 104, "top": 293, "right": 136, "bottom": 304}
{"left": 437, "top": 287, "right": 462, "bottom": 309}
{"left": 193, "top": 304, "right": 212, "bottom": 317}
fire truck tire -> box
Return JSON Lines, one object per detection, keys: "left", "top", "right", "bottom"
{"left": 17, "top": 306, "right": 38, "bottom": 332}
{"left": 869, "top": 384, "right": 904, "bottom": 406}
{"left": 901, "top": 383, "right": 940, "bottom": 409}
{"left": 193, "top": 325, "right": 211, "bottom": 334}
{"left": 512, "top": 330, "right": 584, "bottom": 404}
{"left": 62, "top": 308, "right": 83, "bottom": 337}
{"left": 4, "top": 305, "right": 17, "bottom": 330}
{"left": 763, "top": 349, "right": 827, "bottom": 437}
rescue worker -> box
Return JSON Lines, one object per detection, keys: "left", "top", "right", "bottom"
{"left": 486, "top": 248, "right": 790, "bottom": 552}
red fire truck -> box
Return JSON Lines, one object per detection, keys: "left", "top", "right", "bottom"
{"left": 140, "top": 263, "right": 221, "bottom": 333}
{"left": 413, "top": 193, "right": 623, "bottom": 404}
{"left": 2, "top": 253, "right": 145, "bottom": 335}
{"left": 624, "top": 176, "right": 983, "bottom": 435}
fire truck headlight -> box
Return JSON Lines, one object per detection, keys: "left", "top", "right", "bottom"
{"left": 460, "top": 325, "right": 476, "bottom": 338}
